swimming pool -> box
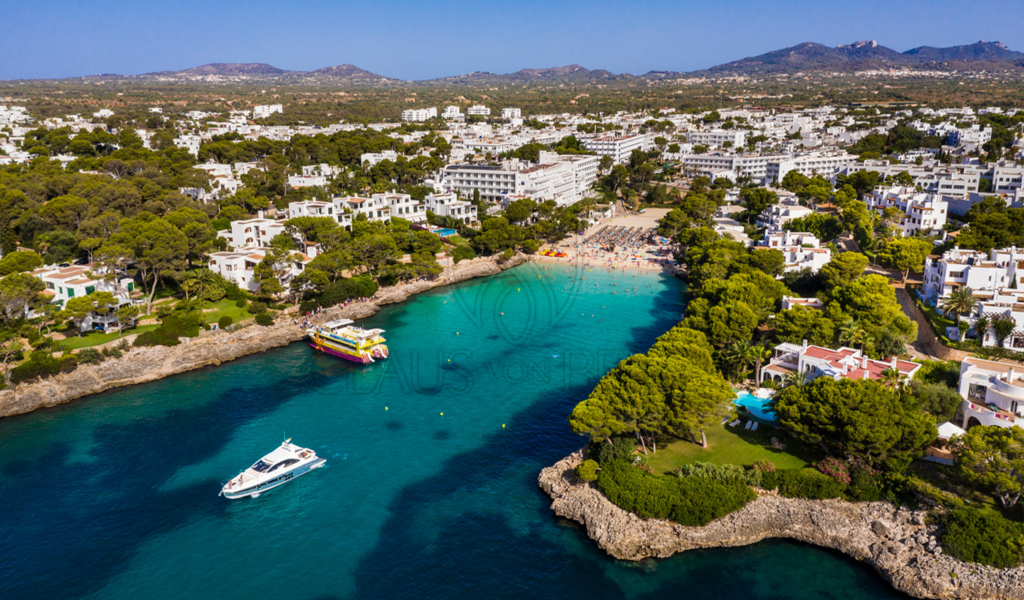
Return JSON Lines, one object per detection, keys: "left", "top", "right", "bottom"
{"left": 734, "top": 391, "right": 779, "bottom": 423}
{"left": 435, "top": 228, "right": 457, "bottom": 237}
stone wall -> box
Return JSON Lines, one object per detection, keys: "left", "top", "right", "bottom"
{"left": 539, "top": 454, "right": 1024, "bottom": 600}
{"left": 0, "top": 254, "right": 526, "bottom": 419}
{"left": 895, "top": 288, "right": 974, "bottom": 362}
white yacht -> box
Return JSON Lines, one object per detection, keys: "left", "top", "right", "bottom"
{"left": 220, "top": 440, "right": 325, "bottom": 499}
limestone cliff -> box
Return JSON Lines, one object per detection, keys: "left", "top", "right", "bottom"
{"left": 538, "top": 454, "right": 1024, "bottom": 600}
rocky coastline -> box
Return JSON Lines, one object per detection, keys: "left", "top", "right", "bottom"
{"left": 538, "top": 454, "right": 1024, "bottom": 600}
{"left": 0, "top": 254, "right": 527, "bottom": 419}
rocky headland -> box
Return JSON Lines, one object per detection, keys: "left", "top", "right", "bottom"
{"left": 0, "top": 255, "right": 527, "bottom": 419}
{"left": 538, "top": 454, "right": 1024, "bottom": 600}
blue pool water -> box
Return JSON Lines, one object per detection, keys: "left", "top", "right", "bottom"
{"left": 435, "top": 228, "right": 457, "bottom": 236}
{"left": 0, "top": 264, "right": 906, "bottom": 600}
{"left": 734, "top": 391, "right": 779, "bottom": 423}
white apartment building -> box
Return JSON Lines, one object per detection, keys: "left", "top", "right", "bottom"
{"left": 685, "top": 130, "right": 747, "bottom": 148}
{"left": 756, "top": 196, "right": 813, "bottom": 232}
{"left": 865, "top": 186, "right": 948, "bottom": 236}
{"left": 218, "top": 218, "right": 287, "bottom": 250}
{"left": 582, "top": 135, "right": 650, "bottom": 164}
{"left": 501, "top": 108, "right": 522, "bottom": 120}
{"left": 361, "top": 150, "right": 399, "bottom": 166}
{"left": 765, "top": 153, "right": 857, "bottom": 184}
{"left": 467, "top": 105, "right": 490, "bottom": 116}
{"left": 31, "top": 265, "right": 135, "bottom": 307}
{"left": 949, "top": 125, "right": 993, "bottom": 147}
{"left": 442, "top": 106, "right": 463, "bottom": 119}
{"left": 252, "top": 104, "right": 284, "bottom": 119}
{"left": 682, "top": 154, "right": 786, "bottom": 184}
{"left": 424, "top": 192, "right": 478, "bottom": 224}
{"left": 287, "top": 174, "right": 327, "bottom": 188}
{"left": 287, "top": 200, "right": 354, "bottom": 230}
{"left": 401, "top": 107, "right": 438, "bottom": 122}
{"left": 443, "top": 152, "right": 598, "bottom": 206}
{"left": 922, "top": 247, "right": 1024, "bottom": 305}
{"left": 757, "top": 231, "right": 831, "bottom": 274}
{"left": 208, "top": 247, "right": 311, "bottom": 294}
{"left": 992, "top": 163, "right": 1024, "bottom": 194}
{"left": 956, "top": 357, "right": 1024, "bottom": 430}
{"left": 377, "top": 193, "right": 426, "bottom": 223}
{"left": 174, "top": 135, "right": 202, "bottom": 156}
{"left": 334, "top": 195, "right": 391, "bottom": 223}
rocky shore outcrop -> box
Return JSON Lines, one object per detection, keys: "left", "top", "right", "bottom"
{"left": 539, "top": 454, "right": 1024, "bottom": 600}
{"left": 0, "top": 255, "right": 526, "bottom": 419}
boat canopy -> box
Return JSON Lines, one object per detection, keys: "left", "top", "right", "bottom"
{"left": 323, "top": 319, "right": 354, "bottom": 329}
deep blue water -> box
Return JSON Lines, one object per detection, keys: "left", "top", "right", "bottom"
{"left": 0, "top": 263, "right": 907, "bottom": 599}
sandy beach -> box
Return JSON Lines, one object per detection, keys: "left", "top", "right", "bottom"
{"left": 537, "top": 208, "right": 681, "bottom": 273}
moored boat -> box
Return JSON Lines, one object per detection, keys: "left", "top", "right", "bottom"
{"left": 306, "top": 319, "right": 389, "bottom": 364}
{"left": 220, "top": 440, "right": 325, "bottom": 500}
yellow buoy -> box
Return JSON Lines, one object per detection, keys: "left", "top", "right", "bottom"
{"left": 456, "top": 332, "right": 459, "bottom": 336}
{"left": 502, "top": 424, "right": 506, "bottom": 428}
{"left": 385, "top": 406, "right": 388, "bottom": 411}
{"left": 448, "top": 358, "right": 451, "bottom": 362}
{"left": 440, "top": 412, "right": 444, "bottom": 417}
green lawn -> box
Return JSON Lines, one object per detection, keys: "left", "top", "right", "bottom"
{"left": 59, "top": 324, "right": 160, "bottom": 351}
{"left": 646, "top": 423, "right": 821, "bottom": 475}
{"left": 445, "top": 235, "right": 470, "bottom": 246}
{"left": 202, "top": 299, "right": 253, "bottom": 325}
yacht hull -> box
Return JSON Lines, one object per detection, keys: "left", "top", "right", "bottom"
{"left": 308, "top": 340, "right": 371, "bottom": 364}
{"left": 221, "top": 457, "right": 325, "bottom": 500}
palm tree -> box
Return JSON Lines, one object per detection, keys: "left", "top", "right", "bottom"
{"left": 838, "top": 318, "right": 868, "bottom": 350}
{"left": 880, "top": 367, "right": 904, "bottom": 397}
{"left": 723, "top": 340, "right": 753, "bottom": 382}
{"left": 182, "top": 268, "right": 217, "bottom": 302}
{"left": 750, "top": 342, "right": 773, "bottom": 385}
{"left": 974, "top": 314, "right": 992, "bottom": 344}
{"left": 940, "top": 287, "right": 976, "bottom": 324}
{"left": 992, "top": 316, "right": 1017, "bottom": 348}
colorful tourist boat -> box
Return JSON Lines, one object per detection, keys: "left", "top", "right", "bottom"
{"left": 306, "top": 319, "right": 389, "bottom": 364}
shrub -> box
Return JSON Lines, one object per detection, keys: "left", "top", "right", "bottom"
{"left": 778, "top": 468, "right": 847, "bottom": 499}
{"left": 590, "top": 437, "right": 638, "bottom": 465}
{"left": 134, "top": 311, "right": 203, "bottom": 347}
{"left": 59, "top": 354, "right": 78, "bottom": 373}
{"left": 235, "top": 298, "right": 247, "bottom": 308}
{"left": 77, "top": 348, "right": 104, "bottom": 365}
{"left": 847, "top": 464, "right": 884, "bottom": 502}
{"left": 751, "top": 459, "right": 776, "bottom": 473}
{"left": 674, "top": 461, "right": 759, "bottom": 486}
{"left": 299, "top": 299, "right": 318, "bottom": 313}
{"left": 597, "top": 460, "right": 756, "bottom": 526}
{"left": 9, "top": 351, "right": 62, "bottom": 384}
{"left": 317, "top": 275, "right": 379, "bottom": 308}
{"left": 576, "top": 459, "right": 599, "bottom": 482}
{"left": 248, "top": 301, "right": 268, "bottom": 314}
{"left": 815, "top": 457, "right": 852, "bottom": 485}
{"left": 255, "top": 313, "right": 274, "bottom": 327}
{"left": 451, "top": 245, "right": 476, "bottom": 264}
{"left": 217, "top": 316, "right": 233, "bottom": 329}
{"left": 943, "top": 507, "right": 1024, "bottom": 568}
{"left": 760, "top": 470, "right": 779, "bottom": 491}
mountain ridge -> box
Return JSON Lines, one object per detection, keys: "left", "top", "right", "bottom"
{"left": 20, "top": 40, "right": 1024, "bottom": 84}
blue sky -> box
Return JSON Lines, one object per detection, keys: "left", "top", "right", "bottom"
{"left": 1, "top": 0, "right": 1023, "bottom": 80}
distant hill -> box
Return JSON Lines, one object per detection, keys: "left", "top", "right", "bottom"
{"left": 13, "top": 40, "right": 1024, "bottom": 84}
{"left": 419, "top": 64, "right": 629, "bottom": 84}
{"left": 308, "top": 64, "right": 394, "bottom": 81}
{"left": 149, "top": 63, "right": 288, "bottom": 77}
{"left": 689, "top": 40, "right": 1024, "bottom": 77}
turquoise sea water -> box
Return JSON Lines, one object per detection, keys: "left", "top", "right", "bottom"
{"left": 0, "top": 263, "right": 907, "bottom": 600}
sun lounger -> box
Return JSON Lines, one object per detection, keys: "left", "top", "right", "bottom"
{"left": 744, "top": 420, "right": 753, "bottom": 430}
{"left": 751, "top": 422, "right": 759, "bottom": 431}
{"left": 728, "top": 419, "right": 741, "bottom": 427}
